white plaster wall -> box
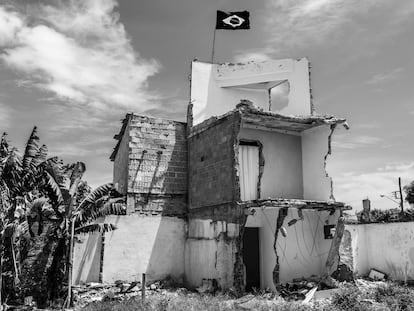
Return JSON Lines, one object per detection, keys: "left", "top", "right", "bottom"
{"left": 346, "top": 223, "right": 414, "bottom": 280}
{"left": 186, "top": 209, "right": 337, "bottom": 291}
{"left": 257, "top": 208, "right": 339, "bottom": 290}
{"left": 239, "top": 128, "right": 303, "bottom": 199}
{"left": 301, "top": 125, "right": 332, "bottom": 201}
{"left": 191, "top": 59, "right": 312, "bottom": 125}
{"left": 73, "top": 232, "right": 102, "bottom": 284}
{"left": 191, "top": 61, "right": 267, "bottom": 125}
{"left": 103, "top": 215, "right": 186, "bottom": 283}
{"left": 185, "top": 219, "right": 238, "bottom": 289}
{"left": 342, "top": 225, "right": 368, "bottom": 275}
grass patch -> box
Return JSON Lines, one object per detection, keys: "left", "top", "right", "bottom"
{"left": 81, "top": 281, "right": 414, "bottom": 311}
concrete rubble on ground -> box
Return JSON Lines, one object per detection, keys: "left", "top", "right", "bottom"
{"left": 72, "top": 281, "right": 168, "bottom": 308}
{"left": 57, "top": 278, "right": 345, "bottom": 310}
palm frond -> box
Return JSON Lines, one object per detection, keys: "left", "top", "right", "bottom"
{"left": 3, "top": 222, "right": 17, "bottom": 238}
{"left": 75, "top": 198, "right": 125, "bottom": 227}
{"left": 68, "top": 162, "right": 86, "bottom": 191}
{"left": 18, "top": 220, "right": 29, "bottom": 236}
{"left": 0, "top": 182, "right": 11, "bottom": 211}
{"left": 22, "top": 126, "right": 39, "bottom": 170}
{"left": 1, "top": 149, "right": 22, "bottom": 195}
{"left": 74, "top": 223, "right": 117, "bottom": 234}
{"left": 77, "top": 183, "right": 113, "bottom": 211}
{"left": 94, "top": 200, "right": 126, "bottom": 218}
{"left": 31, "top": 144, "right": 48, "bottom": 168}
{"left": 41, "top": 157, "right": 66, "bottom": 186}
{"left": 42, "top": 171, "right": 64, "bottom": 215}
{"left": 0, "top": 132, "right": 9, "bottom": 157}
{"left": 28, "top": 197, "right": 48, "bottom": 218}
{"left": 74, "top": 183, "right": 114, "bottom": 225}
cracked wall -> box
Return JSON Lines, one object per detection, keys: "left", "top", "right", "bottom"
{"left": 301, "top": 125, "right": 336, "bottom": 201}
{"left": 184, "top": 208, "right": 244, "bottom": 290}
{"left": 246, "top": 207, "right": 340, "bottom": 290}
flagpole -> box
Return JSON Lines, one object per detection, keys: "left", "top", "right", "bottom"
{"left": 211, "top": 27, "right": 217, "bottom": 63}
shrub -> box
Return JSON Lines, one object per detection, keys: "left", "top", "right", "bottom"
{"left": 331, "top": 284, "right": 365, "bottom": 311}
{"left": 374, "top": 283, "right": 414, "bottom": 310}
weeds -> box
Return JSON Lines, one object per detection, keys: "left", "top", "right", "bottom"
{"left": 82, "top": 281, "right": 414, "bottom": 311}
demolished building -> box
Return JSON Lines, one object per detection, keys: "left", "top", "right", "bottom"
{"left": 73, "top": 58, "right": 350, "bottom": 292}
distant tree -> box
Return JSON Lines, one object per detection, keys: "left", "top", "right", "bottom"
{"left": 404, "top": 181, "right": 414, "bottom": 205}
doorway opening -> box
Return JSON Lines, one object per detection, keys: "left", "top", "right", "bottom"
{"left": 243, "top": 227, "right": 260, "bottom": 291}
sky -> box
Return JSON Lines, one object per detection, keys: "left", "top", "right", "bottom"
{"left": 0, "top": 0, "right": 413, "bottom": 212}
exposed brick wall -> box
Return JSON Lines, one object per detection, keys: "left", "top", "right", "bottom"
{"left": 125, "top": 114, "right": 188, "bottom": 215}
{"left": 188, "top": 114, "right": 240, "bottom": 209}
{"left": 127, "top": 193, "right": 187, "bottom": 217}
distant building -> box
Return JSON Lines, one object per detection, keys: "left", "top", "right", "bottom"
{"left": 74, "top": 58, "right": 350, "bottom": 291}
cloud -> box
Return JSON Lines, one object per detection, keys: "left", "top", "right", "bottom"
{"left": 0, "top": 5, "right": 23, "bottom": 46}
{"left": 352, "top": 122, "right": 382, "bottom": 130}
{"left": 332, "top": 134, "right": 381, "bottom": 150}
{"left": 264, "top": 0, "right": 377, "bottom": 50}
{"left": 239, "top": 1, "right": 414, "bottom": 58}
{"left": 0, "top": 102, "right": 11, "bottom": 131}
{"left": 0, "top": 1, "right": 160, "bottom": 112}
{"left": 233, "top": 52, "right": 272, "bottom": 63}
{"left": 365, "top": 67, "right": 404, "bottom": 85}
{"left": 334, "top": 162, "right": 414, "bottom": 211}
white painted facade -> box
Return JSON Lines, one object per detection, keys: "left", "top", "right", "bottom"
{"left": 301, "top": 125, "right": 333, "bottom": 201}
{"left": 73, "top": 215, "right": 187, "bottom": 284}
{"left": 185, "top": 220, "right": 239, "bottom": 289}
{"left": 238, "top": 125, "right": 334, "bottom": 202}
{"left": 239, "top": 128, "right": 304, "bottom": 199}
{"left": 255, "top": 208, "right": 339, "bottom": 289}
{"left": 191, "top": 58, "right": 312, "bottom": 125}
{"left": 73, "top": 232, "right": 102, "bottom": 284}
{"left": 185, "top": 208, "right": 339, "bottom": 290}
{"left": 345, "top": 223, "right": 414, "bottom": 281}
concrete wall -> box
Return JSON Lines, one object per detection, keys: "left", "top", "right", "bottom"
{"left": 185, "top": 218, "right": 239, "bottom": 289}
{"left": 301, "top": 125, "right": 332, "bottom": 201}
{"left": 73, "top": 232, "right": 102, "bottom": 284}
{"left": 239, "top": 128, "right": 303, "bottom": 199}
{"left": 185, "top": 206, "right": 338, "bottom": 291}
{"left": 249, "top": 208, "right": 338, "bottom": 290}
{"left": 191, "top": 61, "right": 268, "bottom": 125}
{"left": 102, "top": 215, "right": 186, "bottom": 283}
{"left": 345, "top": 222, "right": 414, "bottom": 281}
{"left": 190, "top": 59, "right": 312, "bottom": 125}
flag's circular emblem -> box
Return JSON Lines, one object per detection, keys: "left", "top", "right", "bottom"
{"left": 222, "top": 15, "right": 245, "bottom": 28}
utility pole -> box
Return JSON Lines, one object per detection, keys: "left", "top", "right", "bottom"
{"left": 399, "top": 177, "right": 404, "bottom": 214}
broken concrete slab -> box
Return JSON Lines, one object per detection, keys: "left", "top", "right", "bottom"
{"left": 313, "top": 288, "right": 340, "bottom": 300}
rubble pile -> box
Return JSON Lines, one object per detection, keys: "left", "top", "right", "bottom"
{"left": 73, "top": 281, "right": 148, "bottom": 308}
{"left": 279, "top": 276, "right": 327, "bottom": 301}
{"left": 72, "top": 279, "right": 190, "bottom": 309}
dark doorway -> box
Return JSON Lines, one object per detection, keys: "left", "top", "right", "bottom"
{"left": 243, "top": 227, "right": 260, "bottom": 291}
